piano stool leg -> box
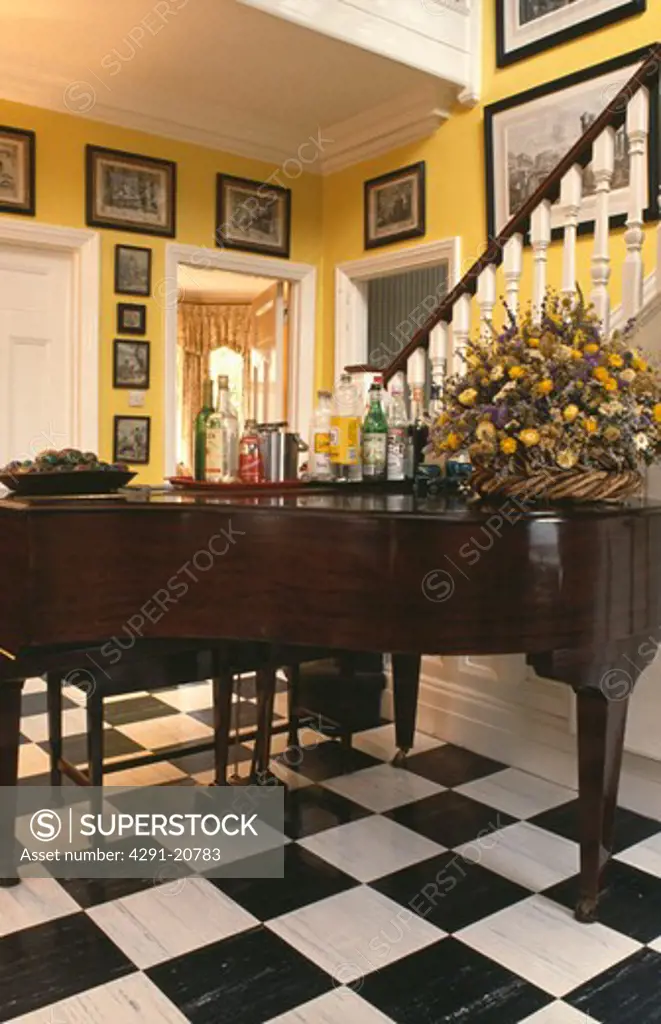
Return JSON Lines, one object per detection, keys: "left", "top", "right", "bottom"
{"left": 286, "top": 665, "right": 301, "bottom": 751}
{"left": 212, "top": 667, "right": 234, "bottom": 785}
{"left": 86, "top": 689, "right": 104, "bottom": 787}
{"left": 46, "top": 672, "right": 63, "bottom": 786}
{"left": 391, "top": 653, "right": 422, "bottom": 767}
{"left": 251, "top": 666, "right": 277, "bottom": 784}
{"left": 0, "top": 678, "right": 24, "bottom": 887}
{"left": 574, "top": 687, "right": 629, "bottom": 923}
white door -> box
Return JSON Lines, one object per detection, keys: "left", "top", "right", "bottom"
{"left": 250, "top": 282, "right": 286, "bottom": 423}
{"left": 0, "top": 244, "right": 74, "bottom": 467}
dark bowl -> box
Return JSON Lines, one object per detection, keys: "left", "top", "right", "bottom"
{"left": 0, "top": 470, "right": 136, "bottom": 496}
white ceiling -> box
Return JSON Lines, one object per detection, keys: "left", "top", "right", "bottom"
{"left": 178, "top": 265, "right": 275, "bottom": 300}
{"left": 0, "top": 0, "right": 451, "bottom": 169}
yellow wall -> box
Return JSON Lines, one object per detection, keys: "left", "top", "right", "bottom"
{"left": 319, "top": 2, "right": 660, "bottom": 389}
{"left": 0, "top": 98, "right": 324, "bottom": 483}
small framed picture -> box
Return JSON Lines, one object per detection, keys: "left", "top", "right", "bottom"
{"left": 117, "top": 302, "right": 146, "bottom": 335}
{"left": 0, "top": 125, "right": 35, "bottom": 216}
{"left": 364, "top": 162, "right": 426, "bottom": 250}
{"left": 113, "top": 415, "right": 150, "bottom": 465}
{"left": 115, "top": 244, "right": 152, "bottom": 296}
{"left": 113, "top": 340, "right": 150, "bottom": 390}
{"left": 86, "top": 145, "right": 176, "bottom": 237}
{"left": 216, "top": 173, "right": 291, "bottom": 257}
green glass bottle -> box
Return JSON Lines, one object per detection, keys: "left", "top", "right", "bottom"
{"left": 362, "top": 374, "right": 388, "bottom": 481}
{"left": 194, "top": 378, "right": 214, "bottom": 481}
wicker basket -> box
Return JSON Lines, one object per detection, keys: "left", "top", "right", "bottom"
{"left": 471, "top": 466, "right": 643, "bottom": 502}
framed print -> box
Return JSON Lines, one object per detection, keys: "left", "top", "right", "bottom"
{"left": 113, "top": 415, "right": 150, "bottom": 465}
{"left": 216, "top": 174, "right": 291, "bottom": 257}
{"left": 485, "top": 46, "right": 659, "bottom": 240}
{"left": 86, "top": 145, "right": 176, "bottom": 237}
{"left": 113, "top": 340, "right": 150, "bottom": 390}
{"left": 115, "top": 244, "right": 152, "bottom": 297}
{"left": 497, "top": 0, "right": 647, "bottom": 68}
{"left": 117, "top": 302, "right": 147, "bottom": 335}
{"left": 0, "top": 125, "right": 35, "bottom": 215}
{"left": 364, "top": 162, "right": 426, "bottom": 250}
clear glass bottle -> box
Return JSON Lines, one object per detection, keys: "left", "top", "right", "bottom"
{"left": 362, "top": 375, "right": 388, "bottom": 481}
{"left": 331, "top": 373, "right": 361, "bottom": 483}
{"left": 205, "top": 375, "right": 238, "bottom": 482}
{"left": 387, "top": 380, "right": 409, "bottom": 481}
{"left": 309, "top": 390, "right": 333, "bottom": 480}
{"left": 194, "top": 378, "right": 214, "bottom": 481}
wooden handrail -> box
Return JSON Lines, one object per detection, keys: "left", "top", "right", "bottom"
{"left": 353, "top": 42, "right": 661, "bottom": 385}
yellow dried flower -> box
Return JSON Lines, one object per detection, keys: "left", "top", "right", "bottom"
{"left": 654, "top": 404, "right": 661, "bottom": 424}
{"left": 604, "top": 426, "right": 621, "bottom": 441}
{"left": 557, "top": 449, "right": 578, "bottom": 469}
{"left": 633, "top": 356, "right": 648, "bottom": 372}
{"left": 520, "top": 429, "right": 540, "bottom": 447}
{"left": 458, "top": 388, "right": 478, "bottom": 407}
{"left": 536, "top": 379, "right": 553, "bottom": 395}
{"left": 444, "top": 432, "right": 462, "bottom": 451}
{"left": 620, "top": 369, "right": 635, "bottom": 384}
{"left": 584, "top": 343, "right": 599, "bottom": 355}
{"left": 491, "top": 365, "right": 504, "bottom": 381}
{"left": 476, "top": 421, "right": 496, "bottom": 442}
{"left": 593, "top": 366, "right": 609, "bottom": 383}
{"left": 608, "top": 354, "right": 624, "bottom": 369}
{"left": 563, "top": 404, "right": 579, "bottom": 422}
{"left": 570, "top": 349, "right": 583, "bottom": 361}
{"left": 508, "top": 366, "right": 525, "bottom": 379}
{"left": 604, "top": 377, "right": 618, "bottom": 393}
{"left": 500, "top": 437, "right": 517, "bottom": 455}
{"left": 584, "top": 417, "right": 598, "bottom": 434}
{"left": 527, "top": 337, "right": 540, "bottom": 348}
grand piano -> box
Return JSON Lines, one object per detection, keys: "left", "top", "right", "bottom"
{"left": 0, "top": 486, "right": 660, "bottom": 923}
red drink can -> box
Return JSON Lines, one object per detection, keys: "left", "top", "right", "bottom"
{"left": 239, "top": 420, "right": 264, "bottom": 484}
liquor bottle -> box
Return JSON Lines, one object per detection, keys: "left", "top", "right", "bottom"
{"left": 362, "top": 375, "right": 388, "bottom": 481}
{"left": 409, "top": 384, "right": 430, "bottom": 476}
{"left": 387, "top": 379, "right": 409, "bottom": 481}
{"left": 205, "top": 375, "right": 238, "bottom": 482}
{"left": 330, "top": 373, "right": 361, "bottom": 483}
{"left": 238, "top": 419, "right": 264, "bottom": 483}
{"left": 309, "top": 390, "right": 332, "bottom": 480}
{"left": 194, "top": 378, "right": 214, "bottom": 481}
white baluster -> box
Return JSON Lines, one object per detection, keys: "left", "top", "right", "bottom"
{"left": 530, "top": 201, "right": 552, "bottom": 320}
{"left": 590, "top": 127, "right": 615, "bottom": 332}
{"left": 477, "top": 264, "right": 497, "bottom": 329}
{"left": 623, "top": 88, "right": 650, "bottom": 322}
{"left": 451, "top": 294, "right": 472, "bottom": 375}
{"left": 407, "top": 346, "right": 427, "bottom": 390}
{"left": 560, "top": 165, "right": 583, "bottom": 300}
{"left": 429, "top": 321, "right": 449, "bottom": 384}
{"left": 503, "top": 233, "right": 523, "bottom": 316}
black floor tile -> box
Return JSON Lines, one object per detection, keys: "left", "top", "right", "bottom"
{"left": 359, "top": 937, "right": 551, "bottom": 1023}
{"left": 386, "top": 791, "right": 515, "bottom": 849}
{"left": 566, "top": 947, "right": 661, "bottom": 1023}
{"left": 190, "top": 700, "right": 283, "bottom": 733}
{"left": 39, "top": 728, "right": 145, "bottom": 767}
{"left": 211, "top": 844, "right": 358, "bottom": 919}
{"left": 529, "top": 801, "right": 661, "bottom": 855}
{"left": 148, "top": 925, "right": 332, "bottom": 1024}
{"left": 170, "top": 743, "right": 252, "bottom": 777}
{"left": 284, "top": 784, "right": 372, "bottom": 839}
{"left": 102, "top": 694, "right": 179, "bottom": 726}
{"left": 371, "top": 850, "right": 530, "bottom": 933}
{"left": 545, "top": 859, "right": 661, "bottom": 943}
{"left": 0, "top": 913, "right": 135, "bottom": 1022}
{"left": 404, "top": 745, "right": 507, "bottom": 788}
{"left": 21, "top": 690, "right": 77, "bottom": 717}
{"left": 285, "top": 739, "right": 381, "bottom": 782}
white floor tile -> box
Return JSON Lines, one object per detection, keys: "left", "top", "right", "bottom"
{"left": 268, "top": 885, "right": 443, "bottom": 985}
{"left": 23, "top": 677, "right": 47, "bottom": 695}
{"left": 88, "top": 875, "right": 256, "bottom": 969}
{"left": 616, "top": 830, "right": 661, "bottom": 878}
{"left": 10, "top": 973, "right": 189, "bottom": 1023}
{"left": 299, "top": 814, "right": 444, "bottom": 883}
{"left": 456, "top": 821, "right": 578, "bottom": 891}
{"left": 322, "top": 763, "right": 444, "bottom": 812}
{"left": 352, "top": 725, "right": 443, "bottom": 763}
{"left": 0, "top": 878, "right": 80, "bottom": 937}
{"left": 18, "top": 743, "right": 51, "bottom": 778}
{"left": 21, "top": 708, "right": 110, "bottom": 743}
{"left": 105, "top": 760, "right": 188, "bottom": 787}
{"left": 458, "top": 894, "right": 640, "bottom": 998}
{"left": 266, "top": 987, "right": 396, "bottom": 1023}
{"left": 157, "top": 682, "right": 213, "bottom": 712}
{"left": 455, "top": 769, "right": 575, "bottom": 820}
{"left": 518, "top": 1002, "right": 595, "bottom": 1023}
{"left": 115, "top": 713, "right": 213, "bottom": 749}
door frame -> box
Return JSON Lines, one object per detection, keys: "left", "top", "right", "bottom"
{"left": 0, "top": 220, "right": 100, "bottom": 453}
{"left": 334, "top": 236, "right": 461, "bottom": 375}
{"left": 164, "top": 243, "right": 316, "bottom": 475}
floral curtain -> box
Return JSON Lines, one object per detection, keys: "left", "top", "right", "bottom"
{"left": 178, "top": 302, "right": 252, "bottom": 467}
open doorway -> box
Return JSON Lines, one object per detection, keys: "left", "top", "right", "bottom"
{"left": 175, "top": 266, "right": 291, "bottom": 471}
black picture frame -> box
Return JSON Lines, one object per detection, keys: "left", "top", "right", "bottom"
{"left": 114, "top": 244, "right": 152, "bottom": 297}
{"left": 215, "top": 173, "right": 291, "bottom": 258}
{"left": 117, "top": 302, "right": 147, "bottom": 335}
{"left": 364, "top": 162, "right": 426, "bottom": 250}
{"left": 113, "top": 340, "right": 150, "bottom": 390}
{"left": 113, "top": 415, "right": 151, "bottom": 465}
{"left": 0, "top": 125, "right": 35, "bottom": 216}
{"left": 86, "top": 144, "right": 176, "bottom": 237}
{"left": 496, "top": 0, "right": 647, "bottom": 68}
{"left": 484, "top": 45, "right": 660, "bottom": 242}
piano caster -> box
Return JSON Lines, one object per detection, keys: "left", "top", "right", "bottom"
{"left": 392, "top": 748, "right": 409, "bottom": 768}
{"left": 0, "top": 877, "right": 20, "bottom": 889}
{"left": 575, "top": 896, "right": 599, "bottom": 924}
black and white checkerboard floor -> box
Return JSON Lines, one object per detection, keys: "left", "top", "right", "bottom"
{"left": 5, "top": 677, "right": 661, "bottom": 1022}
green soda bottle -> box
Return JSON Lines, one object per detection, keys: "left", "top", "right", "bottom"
{"left": 362, "top": 375, "right": 388, "bottom": 481}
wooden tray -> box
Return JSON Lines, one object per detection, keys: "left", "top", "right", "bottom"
{"left": 0, "top": 470, "right": 136, "bottom": 496}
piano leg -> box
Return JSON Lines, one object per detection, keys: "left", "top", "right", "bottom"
{"left": 391, "top": 653, "right": 421, "bottom": 767}
{"left": 251, "top": 665, "right": 277, "bottom": 783}
{"left": 212, "top": 665, "right": 234, "bottom": 785}
{"left": 574, "top": 686, "right": 629, "bottom": 923}
{"left": 0, "top": 678, "right": 24, "bottom": 888}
